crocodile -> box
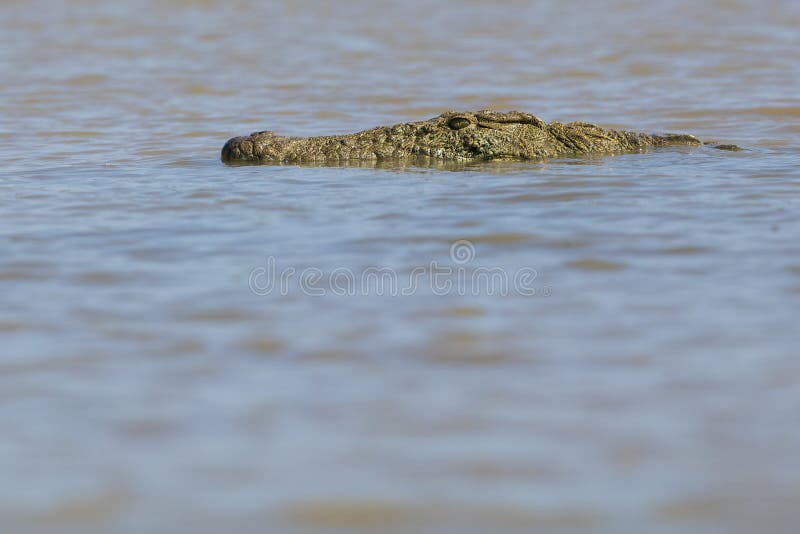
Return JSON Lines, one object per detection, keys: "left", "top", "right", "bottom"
{"left": 221, "top": 110, "right": 739, "bottom": 165}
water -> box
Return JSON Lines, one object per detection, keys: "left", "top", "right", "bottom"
{"left": 1, "top": 0, "right": 800, "bottom": 532}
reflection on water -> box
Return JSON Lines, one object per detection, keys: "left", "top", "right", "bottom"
{"left": 1, "top": 0, "right": 800, "bottom": 532}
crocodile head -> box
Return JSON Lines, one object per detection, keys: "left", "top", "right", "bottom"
{"left": 221, "top": 110, "right": 560, "bottom": 164}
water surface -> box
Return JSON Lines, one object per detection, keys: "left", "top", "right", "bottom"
{"left": 1, "top": 1, "right": 799, "bottom": 532}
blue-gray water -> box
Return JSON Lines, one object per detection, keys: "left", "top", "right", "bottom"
{"left": 1, "top": 1, "right": 799, "bottom": 532}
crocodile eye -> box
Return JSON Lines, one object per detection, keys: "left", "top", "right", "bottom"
{"left": 446, "top": 117, "right": 471, "bottom": 130}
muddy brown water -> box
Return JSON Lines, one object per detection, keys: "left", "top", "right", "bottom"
{"left": 1, "top": 1, "right": 800, "bottom": 533}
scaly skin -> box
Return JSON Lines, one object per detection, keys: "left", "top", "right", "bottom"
{"left": 221, "top": 110, "right": 731, "bottom": 165}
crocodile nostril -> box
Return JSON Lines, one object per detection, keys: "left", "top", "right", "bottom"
{"left": 447, "top": 117, "right": 472, "bottom": 130}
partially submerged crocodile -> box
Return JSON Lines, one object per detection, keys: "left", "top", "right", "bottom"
{"left": 221, "top": 110, "right": 739, "bottom": 165}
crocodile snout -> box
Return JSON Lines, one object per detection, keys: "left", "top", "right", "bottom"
{"left": 221, "top": 136, "right": 254, "bottom": 162}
